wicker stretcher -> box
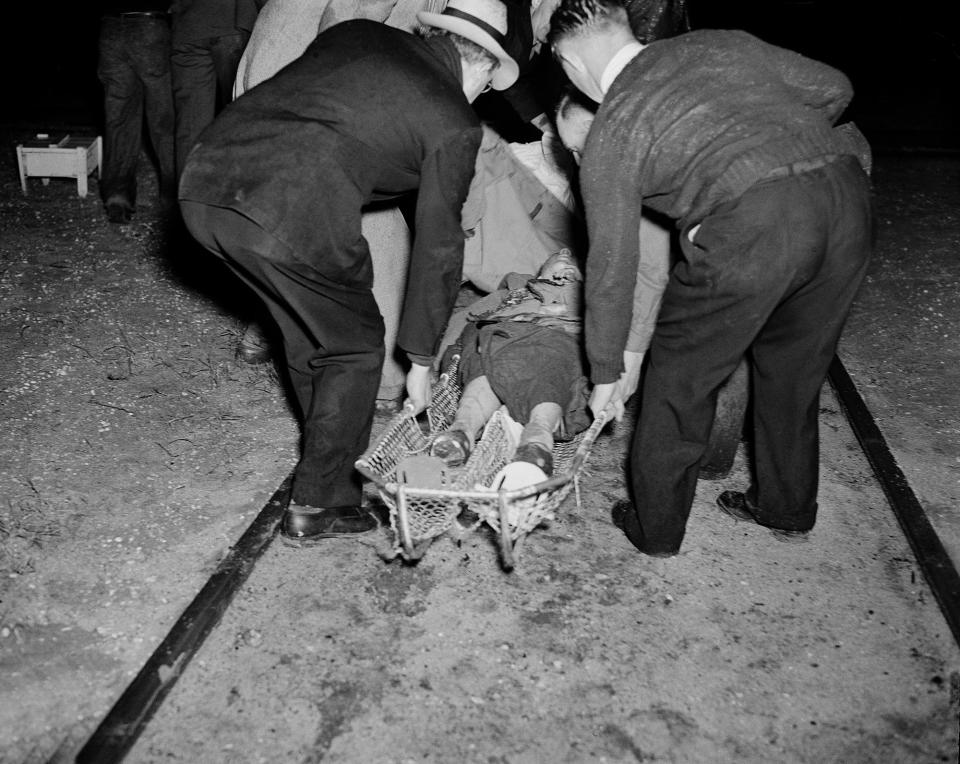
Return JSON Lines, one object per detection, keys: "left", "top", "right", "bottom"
{"left": 355, "top": 356, "right": 609, "bottom": 571}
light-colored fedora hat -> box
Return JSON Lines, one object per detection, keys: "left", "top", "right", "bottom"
{"left": 418, "top": 0, "right": 520, "bottom": 90}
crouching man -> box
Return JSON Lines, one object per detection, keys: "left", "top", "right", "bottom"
{"left": 178, "top": 0, "right": 519, "bottom": 544}
{"left": 548, "top": 0, "right": 872, "bottom": 555}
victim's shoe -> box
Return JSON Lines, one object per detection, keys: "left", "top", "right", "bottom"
{"left": 715, "top": 490, "right": 811, "bottom": 543}
{"left": 429, "top": 429, "right": 472, "bottom": 468}
{"left": 281, "top": 503, "right": 387, "bottom": 544}
{"left": 513, "top": 442, "right": 554, "bottom": 477}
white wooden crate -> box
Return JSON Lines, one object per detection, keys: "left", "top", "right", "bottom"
{"left": 16, "top": 134, "right": 102, "bottom": 198}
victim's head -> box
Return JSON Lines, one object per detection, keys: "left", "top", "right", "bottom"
{"left": 537, "top": 248, "right": 583, "bottom": 283}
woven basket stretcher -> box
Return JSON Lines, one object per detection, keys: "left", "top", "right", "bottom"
{"left": 355, "top": 356, "right": 609, "bottom": 570}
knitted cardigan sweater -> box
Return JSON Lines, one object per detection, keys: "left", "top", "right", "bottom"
{"left": 579, "top": 29, "right": 854, "bottom": 383}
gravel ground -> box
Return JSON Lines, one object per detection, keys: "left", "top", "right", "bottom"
{"left": 1, "top": 127, "right": 958, "bottom": 763}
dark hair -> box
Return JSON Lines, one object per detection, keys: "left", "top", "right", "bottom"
{"left": 420, "top": 27, "right": 499, "bottom": 71}
{"left": 547, "top": 0, "right": 629, "bottom": 46}
{"left": 555, "top": 87, "right": 597, "bottom": 122}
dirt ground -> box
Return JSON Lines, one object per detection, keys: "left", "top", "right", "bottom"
{"left": 1, "top": 126, "right": 959, "bottom": 764}
{"left": 839, "top": 155, "right": 960, "bottom": 566}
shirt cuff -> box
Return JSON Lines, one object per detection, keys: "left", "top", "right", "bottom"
{"left": 625, "top": 326, "right": 654, "bottom": 354}
{"left": 406, "top": 352, "right": 433, "bottom": 368}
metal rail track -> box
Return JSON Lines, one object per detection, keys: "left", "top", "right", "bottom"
{"left": 74, "top": 477, "right": 292, "bottom": 763}
{"left": 70, "top": 356, "right": 960, "bottom": 762}
{"left": 827, "top": 357, "right": 960, "bottom": 643}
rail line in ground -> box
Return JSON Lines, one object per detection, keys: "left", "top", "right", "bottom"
{"left": 70, "top": 355, "right": 960, "bottom": 762}
{"left": 74, "top": 477, "right": 292, "bottom": 763}
{"left": 827, "top": 356, "right": 960, "bottom": 644}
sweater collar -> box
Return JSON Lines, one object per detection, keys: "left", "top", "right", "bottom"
{"left": 600, "top": 41, "right": 644, "bottom": 96}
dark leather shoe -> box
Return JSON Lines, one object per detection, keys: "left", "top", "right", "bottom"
{"left": 611, "top": 500, "right": 632, "bottom": 532}
{"left": 106, "top": 202, "right": 133, "bottom": 224}
{"left": 716, "top": 490, "right": 810, "bottom": 543}
{"left": 281, "top": 504, "right": 387, "bottom": 544}
{"left": 236, "top": 322, "right": 272, "bottom": 365}
{"left": 611, "top": 500, "right": 676, "bottom": 558}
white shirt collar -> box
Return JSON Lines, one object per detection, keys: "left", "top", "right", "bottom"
{"left": 600, "top": 41, "right": 644, "bottom": 95}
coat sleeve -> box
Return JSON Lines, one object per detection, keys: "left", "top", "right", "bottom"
{"left": 397, "top": 126, "right": 483, "bottom": 363}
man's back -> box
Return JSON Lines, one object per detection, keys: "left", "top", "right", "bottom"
{"left": 180, "top": 21, "right": 480, "bottom": 250}
{"left": 584, "top": 29, "right": 852, "bottom": 226}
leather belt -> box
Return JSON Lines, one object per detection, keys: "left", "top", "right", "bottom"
{"left": 103, "top": 11, "right": 170, "bottom": 20}
{"left": 764, "top": 154, "right": 842, "bottom": 180}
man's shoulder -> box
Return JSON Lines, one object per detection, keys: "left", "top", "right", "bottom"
{"left": 310, "top": 20, "right": 455, "bottom": 81}
{"left": 315, "top": 18, "right": 417, "bottom": 48}
{"left": 656, "top": 28, "right": 758, "bottom": 46}
{"left": 604, "top": 28, "right": 766, "bottom": 106}
{"left": 635, "top": 28, "right": 760, "bottom": 63}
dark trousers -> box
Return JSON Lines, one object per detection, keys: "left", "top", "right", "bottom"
{"left": 180, "top": 201, "right": 385, "bottom": 508}
{"left": 97, "top": 15, "right": 176, "bottom": 208}
{"left": 625, "top": 156, "right": 872, "bottom": 554}
{"left": 171, "top": 32, "right": 248, "bottom": 178}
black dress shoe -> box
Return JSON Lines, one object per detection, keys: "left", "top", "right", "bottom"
{"left": 716, "top": 491, "right": 810, "bottom": 543}
{"left": 106, "top": 202, "right": 133, "bottom": 224}
{"left": 611, "top": 500, "right": 677, "bottom": 558}
{"left": 281, "top": 504, "right": 387, "bottom": 544}
{"left": 236, "top": 322, "right": 272, "bottom": 365}
{"left": 611, "top": 500, "right": 632, "bottom": 532}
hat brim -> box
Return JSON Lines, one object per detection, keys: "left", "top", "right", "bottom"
{"left": 417, "top": 11, "right": 520, "bottom": 90}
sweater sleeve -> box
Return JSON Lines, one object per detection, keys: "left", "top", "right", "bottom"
{"left": 397, "top": 127, "right": 482, "bottom": 362}
{"left": 580, "top": 140, "right": 645, "bottom": 384}
{"left": 624, "top": 217, "right": 671, "bottom": 354}
{"left": 761, "top": 36, "right": 853, "bottom": 124}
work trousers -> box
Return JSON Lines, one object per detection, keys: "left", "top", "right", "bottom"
{"left": 180, "top": 201, "right": 385, "bottom": 509}
{"left": 97, "top": 15, "right": 177, "bottom": 208}
{"left": 172, "top": 32, "right": 249, "bottom": 178}
{"left": 626, "top": 156, "right": 872, "bottom": 554}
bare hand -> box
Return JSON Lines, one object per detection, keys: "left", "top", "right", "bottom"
{"left": 589, "top": 381, "right": 624, "bottom": 422}
{"left": 589, "top": 351, "right": 645, "bottom": 422}
{"left": 404, "top": 363, "right": 433, "bottom": 416}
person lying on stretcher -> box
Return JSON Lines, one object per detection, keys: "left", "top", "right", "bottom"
{"left": 429, "top": 248, "right": 592, "bottom": 480}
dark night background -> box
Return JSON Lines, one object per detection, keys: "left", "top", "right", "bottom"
{"left": 4, "top": 1, "right": 959, "bottom": 151}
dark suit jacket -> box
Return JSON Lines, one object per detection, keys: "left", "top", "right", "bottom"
{"left": 179, "top": 20, "right": 482, "bottom": 360}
